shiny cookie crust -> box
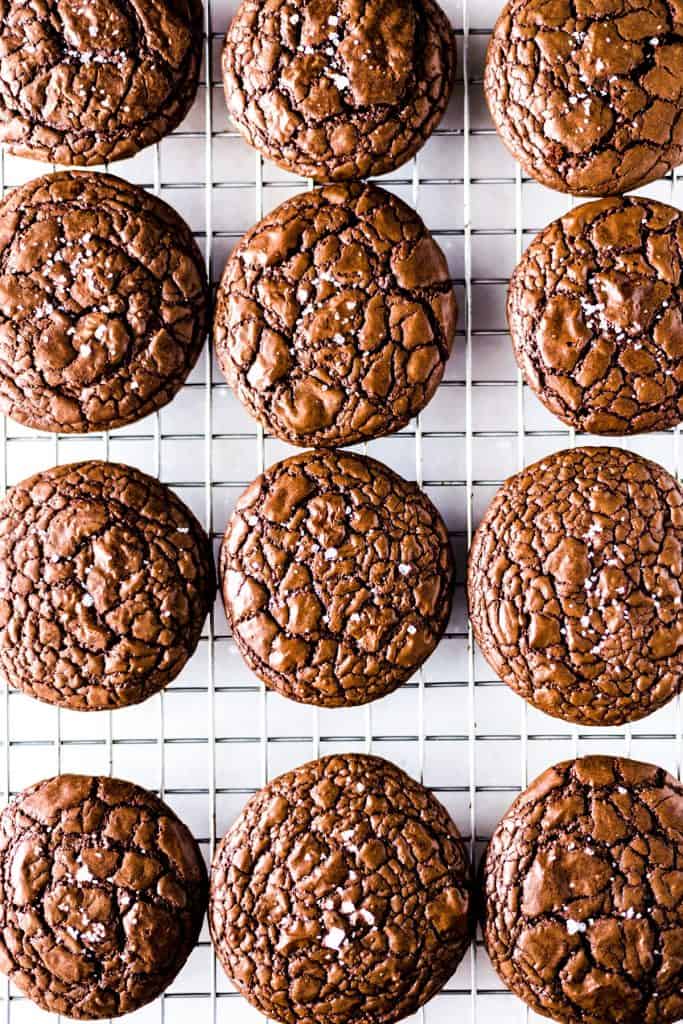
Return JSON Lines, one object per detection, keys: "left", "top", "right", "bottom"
{"left": 0, "top": 171, "right": 209, "bottom": 434}
{"left": 508, "top": 197, "right": 683, "bottom": 435}
{"left": 220, "top": 449, "right": 454, "bottom": 708}
{"left": 0, "top": 0, "right": 203, "bottom": 166}
{"left": 0, "top": 773, "right": 207, "bottom": 1019}
{"left": 210, "top": 753, "right": 472, "bottom": 1024}
{"left": 221, "top": 0, "right": 456, "bottom": 181}
{"left": 214, "top": 183, "right": 456, "bottom": 448}
{"left": 482, "top": 755, "right": 683, "bottom": 1024}
{"left": 0, "top": 460, "right": 215, "bottom": 711}
{"left": 485, "top": 0, "right": 683, "bottom": 196}
{"left": 468, "top": 446, "right": 683, "bottom": 727}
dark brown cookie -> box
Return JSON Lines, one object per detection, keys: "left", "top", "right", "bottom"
{"left": 467, "top": 446, "right": 683, "bottom": 727}
{"left": 0, "top": 0, "right": 203, "bottom": 166}
{"left": 221, "top": 0, "right": 456, "bottom": 181}
{"left": 0, "top": 773, "right": 207, "bottom": 1019}
{"left": 0, "top": 171, "right": 209, "bottom": 434}
{"left": 214, "top": 183, "right": 456, "bottom": 448}
{"left": 485, "top": 0, "right": 683, "bottom": 197}
{"left": 220, "top": 449, "right": 454, "bottom": 707}
{"left": 508, "top": 197, "right": 683, "bottom": 435}
{"left": 210, "top": 752, "right": 472, "bottom": 1024}
{"left": 0, "top": 460, "right": 215, "bottom": 711}
{"left": 482, "top": 755, "right": 683, "bottom": 1024}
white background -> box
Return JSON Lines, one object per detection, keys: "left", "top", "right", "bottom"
{"left": 2, "top": 0, "right": 683, "bottom": 1021}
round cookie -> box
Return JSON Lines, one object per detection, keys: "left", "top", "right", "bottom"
{"left": 0, "top": 460, "right": 215, "bottom": 711}
{"left": 214, "top": 183, "right": 457, "bottom": 448}
{"left": 482, "top": 755, "right": 683, "bottom": 1024}
{"left": 0, "top": 171, "right": 209, "bottom": 434}
{"left": 467, "top": 446, "right": 683, "bottom": 727}
{"left": 210, "top": 752, "right": 472, "bottom": 1024}
{"left": 0, "top": 0, "right": 203, "bottom": 166}
{"left": 220, "top": 449, "right": 453, "bottom": 707}
{"left": 508, "top": 197, "right": 683, "bottom": 435}
{"left": 0, "top": 773, "right": 207, "bottom": 1019}
{"left": 221, "top": 0, "right": 456, "bottom": 181}
{"left": 485, "top": 0, "right": 683, "bottom": 197}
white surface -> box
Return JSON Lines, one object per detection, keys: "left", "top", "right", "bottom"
{"left": 1, "top": 1, "right": 682, "bottom": 1022}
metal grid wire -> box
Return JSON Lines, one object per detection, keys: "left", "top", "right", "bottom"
{"left": 1, "top": 0, "right": 683, "bottom": 1022}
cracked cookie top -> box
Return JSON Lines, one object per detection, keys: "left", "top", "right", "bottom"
{"left": 0, "top": 171, "right": 208, "bottom": 434}
{"left": 485, "top": 0, "right": 683, "bottom": 196}
{"left": 220, "top": 449, "right": 454, "bottom": 707}
{"left": 0, "top": 773, "right": 207, "bottom": 1019}
{"left": 467, "top": 446, "right": 683, "bottom": 727}
{"left": 210, "top": 752, "right": 472, "bottom": 1024}
{"left": 214, "top": 183, "right": 457, "bottom": 448}
{"left": 508, "top": 197, "right": 683, "bottom": 435}
{"left": 482, "top": 755, "right": 683, "bottom": 1024}
{"left": 0, "top": 172, "right": 209, "bottom": 434}
{"left": 0, "top": 460, "right": 215, "bottom": 711}
{"left": 0, "top": 0, "right": 203, "bottom": 166}
{"left": 221, "top": 0, "right": 456, "bottom": 181}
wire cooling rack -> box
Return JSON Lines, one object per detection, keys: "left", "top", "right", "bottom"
{"left": 3, "top": 0, "right": 683, "bottom": 1022}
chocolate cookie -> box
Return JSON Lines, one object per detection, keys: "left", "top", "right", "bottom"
{"left": 467, "top": 446, "right": 683, "bottom": 727}
{"left": 485, "top": 0, "right": 683, "bottom": 196}
{"left": 0, "top": 0, "right": 203, "bottom": 166}
{"left": 508, "top": 197, "right": 683, "bottom": 435}
{"left": 0, "top": 460, "right": 215, "bottom": 711}
{"left": 482, "top": 755, "right": 683, "bottom": 1024}
{"left": 210, "top": 753, "right": 472, "bottom": 1024}
{"left": 221, "top": 0, "right": 456, "bottom": 181}
{"left": 0, "top": 171, "right": 209, "bottom": 434}
{"left": 220, "top": 449, "right": 453, "bottom": 707}
{"left": 0, "top": 773, "right": 207, "bottom": 1019}
{"left": 214, "top": 183, "right": 456, "bottom": 448}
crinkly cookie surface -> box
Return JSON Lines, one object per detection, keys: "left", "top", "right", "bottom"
{"left": 0, "top": 0, "right": 203, "bottom": 166}
{"left": 210, "top": 753, "right": 471, "bottom": 1024}
{"left": 0, "top": 774, "right": 207, "bottom": 1018}
{"left": 0, "top": 460, "right": 215, "bottom": 710}
{"left": 214, "top": 183, "right": 456, "bottom": 448}
{"left": 483, "top": 756, "right": 683, "bottom": 1024}
{"left": 222, "top": 0, "right": 456, "bottom": 180}
{"left": 508, "top": 197, "right": 683, "bottom": 435}
{"left": 220, "top": 449, "right": 454, "bottom": 707}
{"left": 468, "top": 446, "right": 683, "bottom": 726}
{"left": 0, "top": 171, "right": 209, "bottom": 434}
{"left": 485, "top": 0, "right": 683, "bottom": 196}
